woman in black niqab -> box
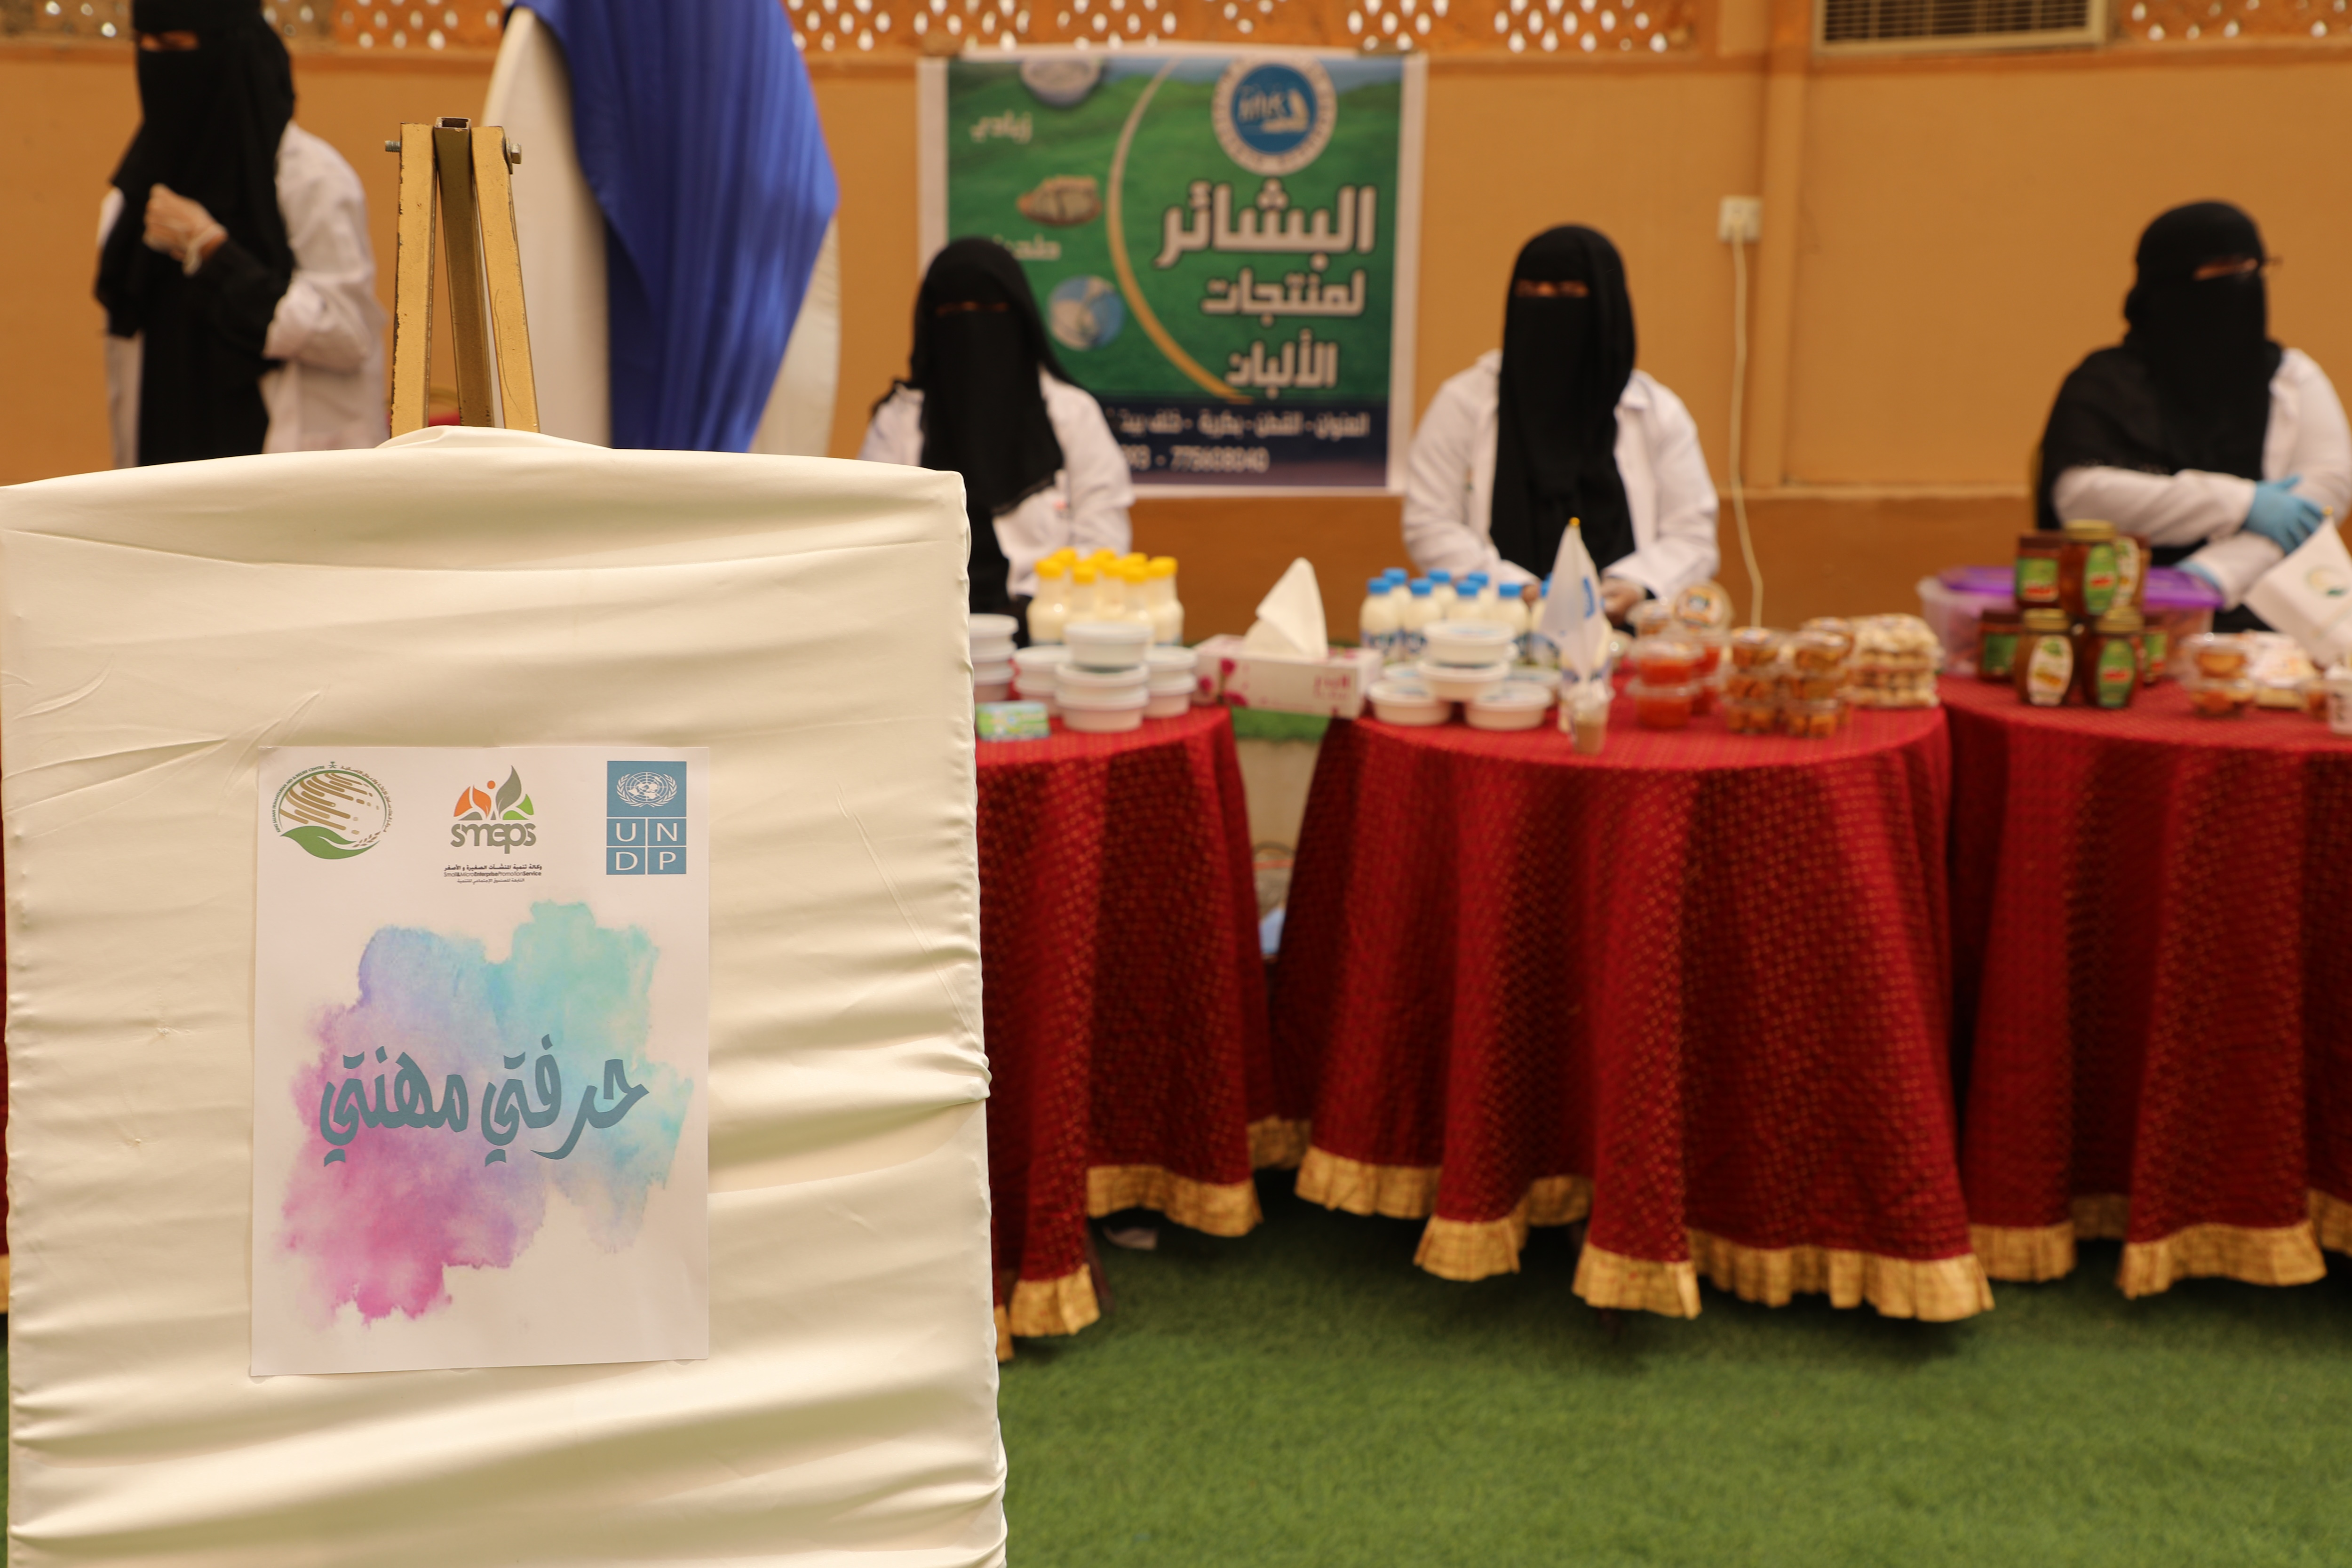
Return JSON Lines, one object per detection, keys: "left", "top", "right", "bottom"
{"left": 96, "top": 0, "right": 297, "bottom": 465}
{"left": 2036, "top": 202, "right": 2280, "bottom": 537}
{"left": 904, "top": 238, "right": 1068, "bottom": 616}
{"left": 1488, "top": 225, "right": 1638, "bottom": 581}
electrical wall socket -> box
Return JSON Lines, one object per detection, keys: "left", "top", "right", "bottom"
{"left": 1717, "top": 196, "right": 1762, "bottom": 245}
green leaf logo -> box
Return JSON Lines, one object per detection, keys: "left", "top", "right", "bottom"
{"left": 283, "top": 824, "right": 373, "bottom": 860}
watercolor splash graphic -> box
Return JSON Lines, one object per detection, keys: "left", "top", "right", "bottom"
{"left": 280, "top": 901, "right": 691, "bottom": 1324}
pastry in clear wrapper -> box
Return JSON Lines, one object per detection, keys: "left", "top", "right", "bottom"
{"left": 1780, "top": 696, "right": 1845, "bottom": 738}
{"left": 1722, "top": 695, "right": 1778, "bottom": 735}
{"left": 1729, "top": 627, "right": 1783, "bottom": 669}
{"left": 1799, "top": 617, "right": 1855, "bottom": 661}
{"left": 1847, "top": 613, "right": 1941, "bottom": 708}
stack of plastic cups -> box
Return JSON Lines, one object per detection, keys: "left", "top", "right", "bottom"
{"left": 1144, "top": 645, "right": 1198, "bottom": 716}
{"left": 1011, "top": 645, "right": 1067, "bottom": 716}
{"left": 1056, "top": 621, "right": 1152, "bottom": 732}
{"left": 971, "top": 613, "right": 1017, "bottom": 703}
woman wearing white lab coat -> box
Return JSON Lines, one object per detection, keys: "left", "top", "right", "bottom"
{"left": 859, "top": 238, "right": 1131, "bottom": 614}
{"left": 1403, "top": 226, "right": 1717, "bottom": 620}
{"left": 99, "top": 1, "right": 384, "bottom": 466}
{"left": 2037, "top": 201, "right": 2351, "bottom": 629}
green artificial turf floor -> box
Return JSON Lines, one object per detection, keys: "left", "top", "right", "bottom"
{"left": 999, "top": 1171, "right": 2352, "bottom": 1568}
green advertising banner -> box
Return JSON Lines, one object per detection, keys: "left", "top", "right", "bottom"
{"left": 923, "top": 50, "right": 1424, "bottom": 491}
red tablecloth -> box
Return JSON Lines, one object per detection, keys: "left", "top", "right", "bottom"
{"left": 1270, "top": 701, "right": 1990, "bottom": 1321}
{"left": 1946, "top": 678, "right": 2352, "bottom": 1295}
{"left": 978, "top": 706, "right": 1283, "bottom": 1353}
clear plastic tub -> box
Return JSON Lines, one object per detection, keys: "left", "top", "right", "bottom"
{"left": 1780, "top": 696, "right": 1845, "bottom": 739}
{"left": 1626, "top": 678, "right": 1700, "bottom": 730}
{"left": 2184, "top": 674, "right": 2255, "bottom": 717}
{"left": 1629, "top": 601, "right": 1678, "bottom": 639}
{"left": 1799, "top": 617, "right": 1855, "bottom": 662}
{"left": 1785, "top": 630, "right": 1848, "bottom": 673}
{"left": 1729, "top": 627, "right": 1784, "bottom": 669}
{"left": 2184, "top": 633, "right": 2251, "bottom": 679}
{"left": 1722, "top": 695, "right": 1778, "bottom": 735}
{"left": 1064, "top": 619, "right": 1152, "bottom": 670}
{"left": 1630, "top": 635, "right": 1702, "bottom": 686}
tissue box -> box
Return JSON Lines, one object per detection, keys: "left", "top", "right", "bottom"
{"left": 1195, "top": 637, "right": 1381, "bottom": 718}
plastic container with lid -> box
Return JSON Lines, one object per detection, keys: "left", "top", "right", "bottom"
{"left": 2184, "top": 675, "right": 2255, "bottom": 718}
{"left": 1976, "top": 609, "right": 2023, "bottom": 683}
{"left": 1674, "top": 580, "right": 1734, "bottom": 632}
{"left": 1688, "top": 629, "right": 1728, "bottom": 681}
{"left": 1626, "top": 678, "right": 1700, "bottom": 729}
{"left": 1425, "top": 620, "right": 1517, "bottom": 668}
{"left": 1728, "top": 627, "right": 1783, "bottom": 669}
{"left": 2058, "top": 520, "right": 2122, "bottom": 621}
{"left": 1848, "top": 613, "right": 1941, "bottom": 709}
{"left": 1631, "top": 635, "right": 1703, "bottom": 685}
{"left": 1785, "top": 629, "right": 1848, "bottom": 675}
{"left": 1722, "top": 694, "right": 1778, "bottom": 735}
{"left": 1415, "top": 657, "right": 1511, "bottom": 703}
{"left": 1723, "top": 667, "right": 1778, "bottom": 702}
{"left": 1060, "top": 694, "right": 1148, "bottom": 733}
{"left": 1368, "top": 677, "right": 1450, "bottom": 726}
{"left": 1799, "top": 617, "right": 1856, "bottom": 662}
{"left": 1466, "top": 681, "right": 1553, "bottom": 732}
{"left": 2016, "top": 532, "right": 2064, "bottom": 609}
{"left": 2076, "top": 607, "right": 2142, "bottom": 710}
{"left": 1780, "top": 696, "right": 1845, "bottom": 739}
{"left": 2114, "top": 530, "right": 2151, "bottom": 610}
{"left": 1065, "top": 619, "right": 1152, "bottom": 670}
{"left": 1628, "top": 600, "right": 1677, "bottom": 639}
{"left": 2184, "top": 632, "right": 2250, "bottom": 679}
{"left": 2015, "top": 609, "right": 2075, "bottom": 707}
{"left": 1144, "top": 689, "right": 1191, "bottom": 718}
{"left": 971, "top": 637, "right": 1017, "bottom": 668}
{"left": 1359, "top": 577, "right": 1399, "bottom": 661}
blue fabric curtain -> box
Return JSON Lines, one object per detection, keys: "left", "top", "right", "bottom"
{"left": 524, "top": 0, "right": 838, "bottom": 453}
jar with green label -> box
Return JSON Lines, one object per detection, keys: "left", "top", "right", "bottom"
{"left": 2016, "top": 532, "right": 2064, "bottom": 609}
{"left": 1977, "top": 609, "right": 2022, "bottom": 682}
{"left": 2015, "top": 609, "right": 2075, "bottom": 707}
{"left": 2075, "top": 607, "right": 2142, "bottom": 710}
{"left": 2060, "top": 520, "right": 2120, "bottom": 620}
{"left": 2115, "top": 530, "right": 2151, "bottom": 609}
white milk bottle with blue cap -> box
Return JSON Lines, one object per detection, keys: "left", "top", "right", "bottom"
{"left": 1495, "top": 581, "right": 1530, "bottom": 653}
{"left": 1399, "top": 578, "right": 1438, "bottom": 659}
{"left": 1524, "top": 581, "right": 1557, "bottom": 667}
{"left": 1427, "top": 570, "right": 1458, "bottom": 615}
{"left": 1358, "top": 576, "right": 1399, "bottom": 662}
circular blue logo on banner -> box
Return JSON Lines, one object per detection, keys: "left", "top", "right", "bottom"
{"left": 1212, "top": 57, "right": 1337, "bottom": 177}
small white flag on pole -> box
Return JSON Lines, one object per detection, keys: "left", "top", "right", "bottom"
{"left": 1539, "top": 519, "right": 1612, "bottom": 683}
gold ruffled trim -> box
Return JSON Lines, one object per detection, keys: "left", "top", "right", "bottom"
{"left": 1249, "top": 1116, "right": 1311, "bottom": 1170}
{"left": 1971, "top": 1220, "right": 2076, "bottom": 1282}
{"left": 2310, "top": 1188, "right": 2352, "bottom": 1256}
{"left": 2072, "top": 1194, "right": 2130, "bottom": 1240}
{"left": 1413, "top": 1177, "right": 1595, "bottom": 1282}
{"left": 1087, "top": 1164, "right": 1262, "bottom": 1237}
{"left": 994, "top": 1304, "right": 1013, "bottom": 1363}
{"left": 2117, "top": 1221, "right": 2325, "bottom": 1297}
{"left": 1690, "top": 1231, "right": 1993, "bottom": 1321}
{"left": 1573, "top": 1243, "right": 1703, "bottom": 1319}
{"left": 1006, "top": 1266, "right": 1101, "bottom": 1339}
{"left": 1295, "top": 1145, "right": 1441, "bottom": 1219}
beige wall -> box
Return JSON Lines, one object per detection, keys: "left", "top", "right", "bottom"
{"left": 6, "top": 34, "right": 2348, "bottom": 635}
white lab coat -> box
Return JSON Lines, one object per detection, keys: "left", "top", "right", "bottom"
{"left": 101, "top": 123, "right": 388, "bottom": 467}
{"left": 858, "top": 372, "right": 1135, "bottom": 601}
{"left": 2051, "top": 348, "right": 2352, "bottom": 609}
{"left": 1403, "top": 352, "right": 1720, "bottom": 599}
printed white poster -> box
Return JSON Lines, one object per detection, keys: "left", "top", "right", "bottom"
{"left": 251, "top": 747, "right": 709, "bottom": 1375}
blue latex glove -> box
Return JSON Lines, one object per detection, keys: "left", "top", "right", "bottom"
{"left": 2243, "top": 474, "right": 2326, "bottom": 554}
{"left": 2180, "top": 560, "right": 2225, "bottom": 598}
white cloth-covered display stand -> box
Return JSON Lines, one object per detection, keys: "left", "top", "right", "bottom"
{"left": 3, "top": 428, "right": 1004, "bottom": 1567}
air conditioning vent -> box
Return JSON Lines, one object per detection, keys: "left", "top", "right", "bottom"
{"left": 1820, "top": 0, "right": 2102, "bottom": 49}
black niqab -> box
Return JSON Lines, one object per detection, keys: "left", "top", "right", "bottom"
{"left": 1489, "top": 226, "right": 1638, "bottom": 580}
{"left": 97, "top": 0, "right": 296, "bottom": 465}
{"left": 2036, "top": 201, "right": 2280, "bottom": 536}
{"left": 906, "top": 238, "right": 1067, "bottom": 615}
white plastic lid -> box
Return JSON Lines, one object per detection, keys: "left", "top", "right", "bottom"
{"left": 1145, "top": 645, "right": 1199, "bottom": 672}
{"left": 969, "top": 613, "right": 1020, "bottom": 641}
{"left": 1012, "top": 645, "right": 1070, "bottom": 674}
{"left": 1369, "top": 677, "right": 1438, "bottom": 703}
{"left": 1057, "top": 663, "right": 1151, "bottom": 691}
{"left": 1470, "top": 681, "right": 1552, "bottom": 711}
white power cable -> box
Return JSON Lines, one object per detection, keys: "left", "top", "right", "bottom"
{"left": 1728, "top": 232, "right": 1764, "bottom": 628}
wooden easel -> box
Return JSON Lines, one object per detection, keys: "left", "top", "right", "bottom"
{"left": 387, "top": 116, "right": 539, "bottom": 436}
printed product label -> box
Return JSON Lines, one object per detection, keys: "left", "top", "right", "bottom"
{"left": 2095, "top": 639, "right": 2136, "bottom": 708}
{"left": 2025, "top": 635, "right": 2073, "bottom": 705}
{"left": 2017, "top": 557, "right": 2059, "bottom": 605}
{"left": 2083, "top": 543, "right": 2118, "bottom": 616}
{"left": 2114, "top": 538, "right": 2143, "bottom": 604}
{"left": 2142, "top": 629, "right": 2168, "bottom": 680}
{"left": 1979, "top": 631, "right": 2018, "bottom": 679}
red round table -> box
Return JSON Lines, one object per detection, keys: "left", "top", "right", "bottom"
{"left": 1945, "top": 678, "right": 2352, "bottom": 1296}
{"left": 1269, "top": 699, "right": 1991, "bottom": 1321}
{"left": 978, "top": 706, "right": 1284, "bottom": 1356}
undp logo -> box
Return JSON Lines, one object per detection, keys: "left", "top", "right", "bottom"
{"left": 607, "top": 760, "right": 687, "bottom": 876}
{"left": 1212, "top": 57, "right": 1337, "bottom": 177}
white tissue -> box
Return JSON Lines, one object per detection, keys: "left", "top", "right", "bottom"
{"left": 1242, "top": 556, "right": 1328, "bottom": 659}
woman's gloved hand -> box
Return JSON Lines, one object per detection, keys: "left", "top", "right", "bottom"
{"left": 2243, "top": 474, "right": 2326, "bottom": 554}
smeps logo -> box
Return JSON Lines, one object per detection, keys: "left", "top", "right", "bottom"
{"left": 451, "top": 766, "right": 538, "bottom": 855}
{"left": 274, "top": 765, "right": 393, "bottom": 860}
